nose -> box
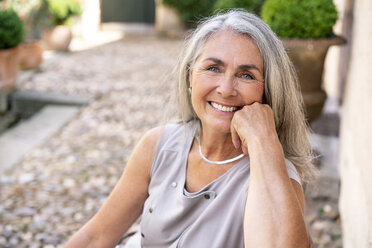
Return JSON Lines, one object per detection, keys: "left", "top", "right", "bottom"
{"left": 216, "top": 74, "right": 237, "bottom": 97}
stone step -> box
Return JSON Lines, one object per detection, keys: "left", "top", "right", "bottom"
{"left": 11, "top": 90, "right": 92, "bottom": 118}
{"left": 0, "top": 105, "right": 79, "bottom": 173}
{"left": 0, "top": 112, "right": 18, "bottom": 135}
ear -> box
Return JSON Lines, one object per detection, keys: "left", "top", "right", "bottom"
{"left": 188, "top": 68, "right": 193, "bottom": 88}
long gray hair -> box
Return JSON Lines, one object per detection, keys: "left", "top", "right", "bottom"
{"left": 172, "top": 10, "right": 315, "bottom": 183}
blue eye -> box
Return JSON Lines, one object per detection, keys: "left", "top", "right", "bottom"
{"left": 207, "top": 66, "right": 219, "bottom": 73}
{"left": 241, "top": 73, "right": 254, "bottom": 80}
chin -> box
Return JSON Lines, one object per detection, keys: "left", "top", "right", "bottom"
{"left": 201, "top": 119, "right": 232, "bottom": 134}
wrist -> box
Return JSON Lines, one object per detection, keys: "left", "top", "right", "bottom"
{"left": 247, "top": 134, "right": 282, "bottom": 155}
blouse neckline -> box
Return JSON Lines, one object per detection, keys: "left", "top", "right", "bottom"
{"left": 181, "top": 121, "right": 250, "bottom": 196}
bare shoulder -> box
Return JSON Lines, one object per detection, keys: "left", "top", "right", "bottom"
{"left": 139, "top": 126, "right": 165, "bottom": 150}
{"left": 133, "top": 126, "right": 165, "bottom": 160}
{"left": 127, "top": 126, "right": 165, "bottom": 174}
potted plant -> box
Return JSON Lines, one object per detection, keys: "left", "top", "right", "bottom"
{"left": 162, "top": 0, "right": 216, "bottom": 28}
{"left": 213, "top": 0, "right": 265, "bottom": 16}
{"left": 42, "top": 0, "right": 82, "bottom": 51}
{"left": 4, "top": 0, "right": 48, "bottom": 70}
{"left": 261, "top": 0, "right": 345, "bottom": 122}
{"left": 157, "top": 0, "right": 265, "bottom": 36}
{"left": 0, "top": 8, "right": 24, "bottom": 92}
{"left": 154, "top": 0, "right": 185, "bottom": 37}
{"left": 156, "top": 0, "right": 217, "bottom": 37}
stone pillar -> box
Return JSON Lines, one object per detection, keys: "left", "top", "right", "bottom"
{"left": 77, "top": 0, "right": 101, "bottom": 38}
{"left": 336, "top": 0, "right": 355, "bottom": 104}
{"left": 322, "top": 0, "right": 346, "bottom": 102}
{"left": 154, "top": 0, "right": 185, "bottom": 38}
{"left": 339, "top": 0, "right": 372, "bottom": 247}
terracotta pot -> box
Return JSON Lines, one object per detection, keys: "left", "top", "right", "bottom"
{"left": 42, "top": 25, "right": 72, "bottom": 51}
{"left": 18, "top": 40, "right": 43, "bottom": 70}
{"left": 0, "top": 46, "right": 20, "bottom": 92}
{"left": 282, "top": 36, "right": 346, "bottom": 122}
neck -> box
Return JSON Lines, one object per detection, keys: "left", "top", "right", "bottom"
{"left": 198, "top": 126, "right": 243, "bottom": 161}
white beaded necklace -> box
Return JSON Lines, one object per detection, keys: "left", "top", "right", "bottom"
{"left": 197, "top": 138, "right": 246, "bottom": 165}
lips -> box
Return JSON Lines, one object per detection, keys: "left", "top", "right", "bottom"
{"left": 210, "top": 102, "right": 239, "bottom": 112}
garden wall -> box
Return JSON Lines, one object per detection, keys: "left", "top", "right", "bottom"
{"left": 339, "top": 0, "right": 372, "bottom": 247}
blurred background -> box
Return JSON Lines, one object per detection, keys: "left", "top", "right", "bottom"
{"left": 0, "top": 0, "right": 371, "bottom": 247}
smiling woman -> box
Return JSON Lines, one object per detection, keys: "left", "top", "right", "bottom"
{"left": 189, "top": 29, "right": 265, "bottom": 135}
{"left": 65, "top": 10, "right": 315, "bottom": 248}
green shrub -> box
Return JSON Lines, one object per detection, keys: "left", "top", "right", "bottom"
{"left": 162, "top": 0, "right": 217, "bottom": 27}
{"left": 213, "top": 0, "right": 265, "bottom": 16}
{"left": 5, "top": 0, "right": 50, "bottom": 40}
{"left": 0, "top": 9, "right": 24, "bottom": 49}
{"left": 261, "top": 0, "right": 338, "bottom": 38}
{"left": 46, "top": 0, "right": 82, "bottom": 25}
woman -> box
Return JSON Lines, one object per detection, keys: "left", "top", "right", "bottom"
{"left": 65, "top": 10, "right": 314, "bottom": 247}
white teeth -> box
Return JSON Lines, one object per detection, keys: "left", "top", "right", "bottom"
{"left": 211, "top": 102, "right": 237, "bottom": 112}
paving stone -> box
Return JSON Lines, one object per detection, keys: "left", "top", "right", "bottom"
{"left": 14, "top": 207, "right": 37, "bottom": 217}
{"left": 0, "top": 105, "right": 80, "bottom": 172}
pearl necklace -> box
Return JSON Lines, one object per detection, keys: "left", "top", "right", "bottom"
{"left": 197, "top": 138, "right": 246, "bottom": 165}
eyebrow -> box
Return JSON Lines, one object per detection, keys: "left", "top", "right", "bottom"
{"left": 203, "top": 57, "right": 262, "bottom": 73}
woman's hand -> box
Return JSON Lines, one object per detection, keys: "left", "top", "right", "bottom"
{"left": 230, "top": 102, "right": 278, "bottom": 154}
{"left": 234, "top": 103, "right": 310, "bottom": 247}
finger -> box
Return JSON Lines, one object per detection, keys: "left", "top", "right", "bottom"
{"left": 241, "top": 144, "right": 248, "bottom": 155}
{"left": 230, "top": 119, "right": 241, "bottom": 149}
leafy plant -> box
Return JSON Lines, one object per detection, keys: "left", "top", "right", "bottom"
{"left": 213, "top": 0, "right": 265, "bottom": 16}
{"left": 0, "top": 8, "right": 24, "bottom": 49}
{"left": 4, "top": 0, "right": 49, "bottom": 39}
{"left": 162, "top": 0, "right": 217, "bottom": 27}
{"left": 46, "top": 0, "right": 82, "bottom": 26}
{"left": 261, "top": 0, "right": 338, "bottom": 38}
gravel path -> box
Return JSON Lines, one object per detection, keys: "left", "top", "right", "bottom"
{"left": 0, "top": 35, "right": 341, "bottom": 247}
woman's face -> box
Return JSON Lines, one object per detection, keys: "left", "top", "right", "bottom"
{"left": 189, "top": 29, "right": 265, "bottom": 134}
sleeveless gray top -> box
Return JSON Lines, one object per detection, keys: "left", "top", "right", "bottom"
{"left": 124, "top": 121, "right": 301, "bottom": 248}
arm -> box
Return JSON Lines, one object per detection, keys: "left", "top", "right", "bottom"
{"left": 231, "top": 103, "right": 309, "bottom": 248}
{"left": 64, "top": 126, "right": 164, "bottom": 248}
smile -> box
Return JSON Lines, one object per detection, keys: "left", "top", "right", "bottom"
{"left": 210, "top": 102, "right": 239, "bottom": 112}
